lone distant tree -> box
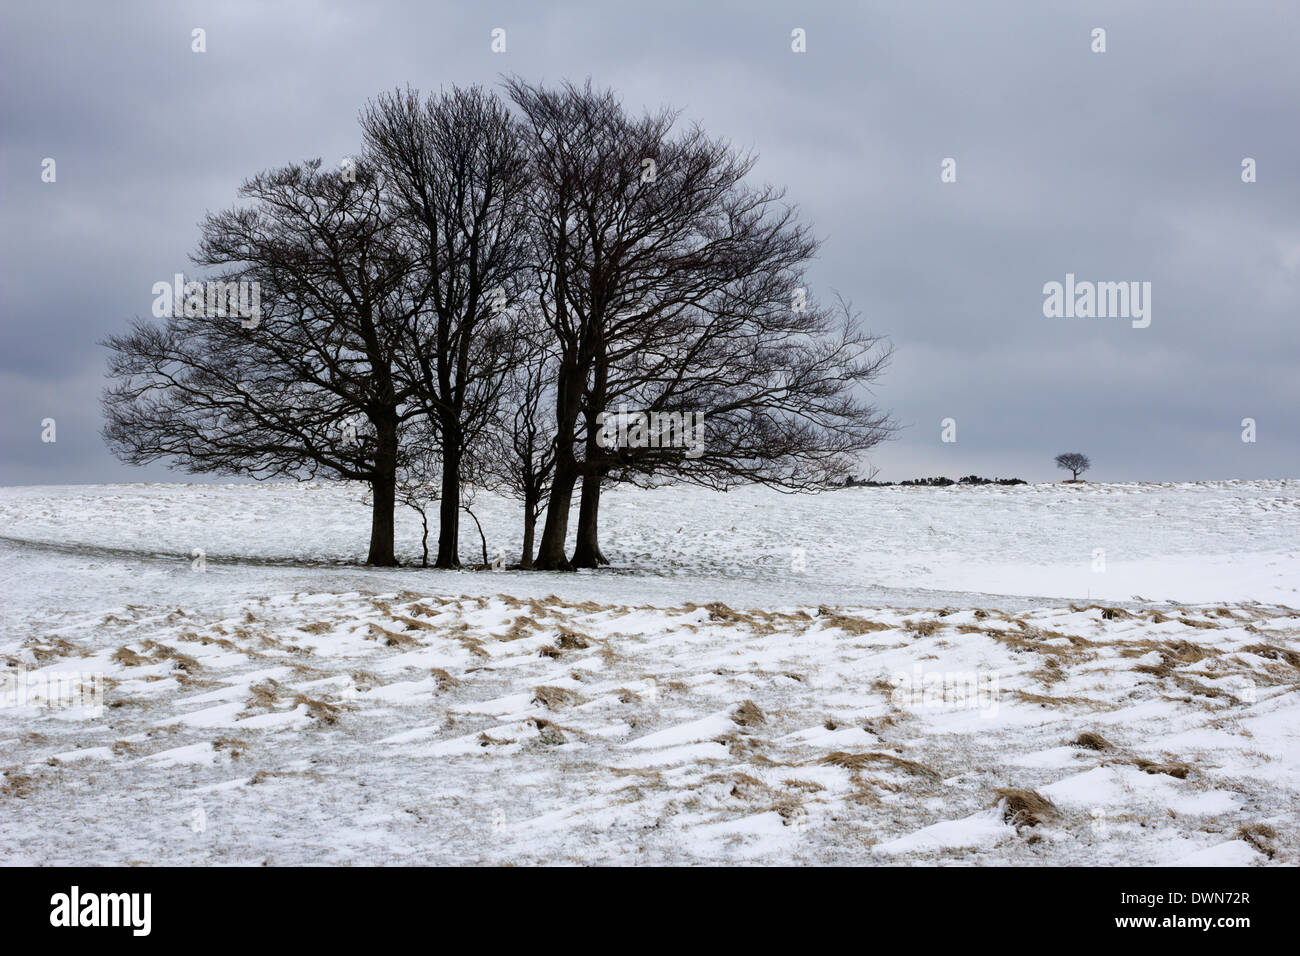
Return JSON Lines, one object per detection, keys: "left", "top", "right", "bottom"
{"left": 1054, "top": 452, "right": 1091, "bottom": 481}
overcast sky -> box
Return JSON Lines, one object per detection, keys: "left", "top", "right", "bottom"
{"left": 2, "top": 0, "right": 1297, "bottom": 485}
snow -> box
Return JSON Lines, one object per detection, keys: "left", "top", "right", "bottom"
{"left": 872, "top": 808, "right": 1012, "bottom": 857}
{"left": 1, "top": 479, "right": 1297, "bottom": 865}
{"left": 1172, "top": 841, "right": 1267, "bottom": 867}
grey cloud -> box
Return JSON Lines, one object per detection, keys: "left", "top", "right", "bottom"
{"left": 1, "top": 0, "right": 1295, "bottom": 485}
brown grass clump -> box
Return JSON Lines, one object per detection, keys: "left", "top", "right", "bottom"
{"left": 531, "top": 717, "right": 566, "bottom": 746}
{"left": 908, "top": 619, "right": 941, "bottom": 637}
{"left": 1235, "top": 823, "right": 1278, "bottom": 859}
{"left": 1029, "top": 658, "right": 1067, "bottom": 684}
{"left": 167, "top": 652, "right": 202, "bottom": 674}
{"left": 246, "top": 680, "right": 281, "bottom": 710}
{"left": 1072, "top": 731, "right": 1114, "bottom": 751}
{"left": 531, "top": 685, "right": 579, "bottom": 710}
{"left": 713, "top": 732, "right": 765, "bottom": 758}
{"left": 700, "top": 602, "right": 754, "bottom": 624}
{"left": 994, "top": 788, "right": 1057, "bottom": 828}
{"left": 820, "top": 751, "right": 940, "bottom": 781}
{"left": 1010, "top": 690, "right": 1107, "bottom": 711}
{"left": 1240, "top": 644, "right": 1300, "bottom": 669}
{"left": 429, "top": 668, "right": 459, "bottom": 691}
{"left": 1, "top": 771, "right": 35, "bottom": 799}
{"left": 732, "top": 700, "right": 766, "bottom": 727}
{"left": 537, "top": 644, "right": 561, "bottom": 659}
{"left": 298, "top": 621, "right": 333, "bottom": 635}
{"left": 111, "top": 647, "right": 148, "bottom": 667}
{"left": 1131, "top": 639, "right": 1215, "bottom": 678}
{"left": 862, "top": 716, "right": 896, "bottom": 736}
{"left": 716, "top": 772, "right": 769, "bottom": 800}
{"left": 135, "top": 641, "right": 201, "bottom": 673}
{"left": 178, "top": 631, "right": 239, "bottom": 651}
{"left": 1069, "top": 604, "right": 1131, "bottom": 620}
{"left": 391, "top": 614, "right": 436, "bottom": 632}
{"left": 556, "top": 629, "right": 591, "bottom": 650}
{"left": 211, "top": 736, "right": 247, "bottom": 759}
{"left": 498, "top": 615, "right": 540, "bottom": 641}
{"left": 293, "top": 695, "right": 341, "bottom": 725}
{"left": 818, "top": 609, "right": 891, "bottom": 635}
{"left": 27, "top": 637, "right": 83, "bottom": 662}
{"left": 1131, "top": 758, "right": 1190, "bottom": 779}
{"left": 773, "top": 802, "right": 808, "bottom": 827}
{"left": 366, "top": 623, "right": 418, "bottom": 648}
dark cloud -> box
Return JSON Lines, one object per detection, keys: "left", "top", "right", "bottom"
{"left": 2, "top": 0, "right": 1296, "bottom": 485}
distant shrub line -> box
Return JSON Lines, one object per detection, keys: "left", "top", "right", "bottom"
{"left": 842, "top": 475, "right": 1027, "bottom": 488}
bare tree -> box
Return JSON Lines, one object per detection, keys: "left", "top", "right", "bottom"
{"left": 1055, "top": 452, "right": 1091, "bottom": 480}
{"left": 600, "top": 296, "right": 894, "bottom": 490}
{"left": 392, "top": 419, "right": 441, "bottom": 567}
{"left": 506, "top": 78, "right": 894, "bottom": 569}
{"left": 361, "top": 85, "right": 531, "bottom": 568}
{"left": 102, "top": 159, "right": 427, "bottom": 566}
{"left": 485, "top": 308, "right": 558, "bottom": 569}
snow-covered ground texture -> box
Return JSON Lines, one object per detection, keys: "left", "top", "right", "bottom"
{"left": 0, "top": 479, "right": 1297, "bottom": 865}
{"left": 2, "top": 592, "right": 1296, "bottom": 865}
{"left": 0, "top": 478, "right": 1297, "bottom": 609}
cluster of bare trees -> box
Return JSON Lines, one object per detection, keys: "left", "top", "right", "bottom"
{"left": 103, "top": 79, "right": 894, "bottom": 570}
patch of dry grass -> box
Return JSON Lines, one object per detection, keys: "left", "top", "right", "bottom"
{"left": 993, "top": 788, "right": 1057, "bottom": 828}
{"left": 819, "top": 751, "right": 940, "bottom": 781}
{"left": 293, "top": 695, "right": 342, "bottom": 725}
{"left": 365, "top": 623, "right": 419, "bottom": 648}
{"left": 732, "top": 700, "right": 766, "bottom": 727}
{"left": 1235, "top": 823, "right": 1279, "bottom": 859}
{"left": 531, "top": 685, "right": 579, "bottom": 710}
{"left": 429, "top": 668, "right": 459, "bottom": 691}
{"left": 111, "top": 647, "right": 148, "bottom": 667}
{"left": 556, "top": 629, "right": 591, "bottom": 650}
{"left": 817, "top": 608, "right": 892, "bottom": 635}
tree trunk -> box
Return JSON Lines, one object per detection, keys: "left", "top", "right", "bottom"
{"left": 534, "top": 353, "right": 583, "bottom": 571}
{"left": 571, "top": 473, "right": 609, "bottom": 567}
{"left": 435, "top": 435, "right": 461, "bottom": 569}
{"left": 520, "top": 491, "right": 537, "bottom": 570}
{"left": 367, "top": 415, "right": 399, "bottom": 567}
{"left": 534, "top": 457, "right": 577, "bottom": 571}
{"left": 464, "top": 505, "right": 489, "bottom": 568}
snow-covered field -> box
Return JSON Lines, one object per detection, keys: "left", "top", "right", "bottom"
{"left": 1, "top": 480, "right": 1297, "bottom": 865}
